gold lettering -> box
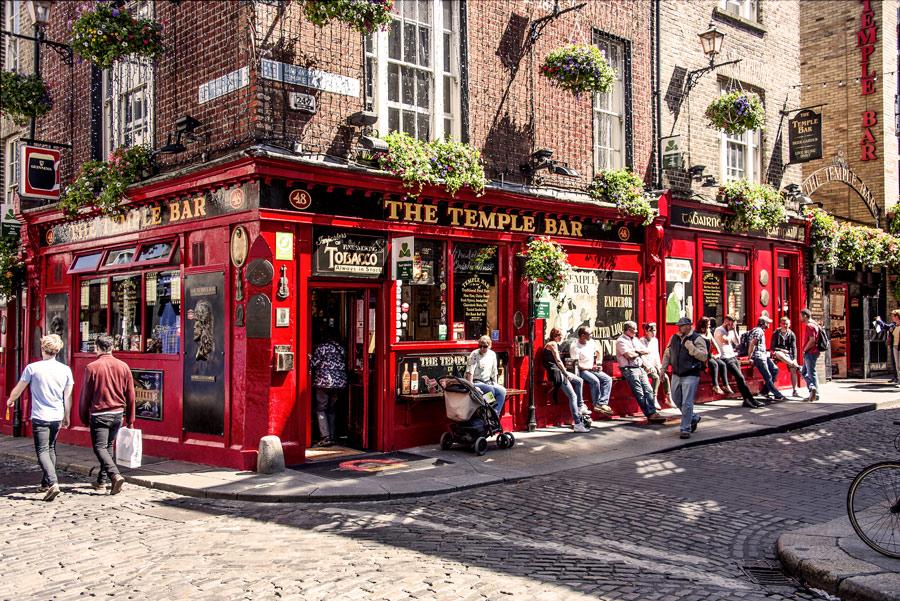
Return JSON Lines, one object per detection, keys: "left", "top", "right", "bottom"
{"left": 522, "top": 216, "right": 535, "bottom": 232}
{"left": 544, "top": 218, "right": 558, "bottom": 235}
{"left": 193, "top": 195, "right": 206, "bottom": 217}
{"left": 169, "top": 201, "right": 181, "bottom": 221}
{"left": 150, "top": 206, "right": 162, "bottom": 226}
{"left": 447, "top": 207, "right": 463, "bottom": 226}
{"left": 422, "top": 204, "right": 438, "bottom": 224}
{"left": 570, "top": 221, "right": 583, "bottom": 237}
{"left": 496, "top": 214, "right": 511, "bottom": 230}
{"left": 180, "top": 200, "right": 194, "bottom": 220}
{"left": 478, "top": 210, "right": 497, "bottom": 230}
{"left": 385, "top": 199, "right": 402, "bottom": 220}
{"left": 464, "top": 209, "right": 478, "bottom": 228}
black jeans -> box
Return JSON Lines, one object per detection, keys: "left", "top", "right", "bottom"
{"left": 90, "top": 413, "right": 123, "bottom": 482}
{"left": 32, "top": 419, "right": 61, "bottom": 487}
{"left": 721, "top": 357, "right": 755, "bottom": 402}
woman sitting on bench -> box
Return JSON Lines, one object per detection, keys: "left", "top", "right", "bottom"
{"left": 543, "top": 328, "right": 589, "bottom": 433}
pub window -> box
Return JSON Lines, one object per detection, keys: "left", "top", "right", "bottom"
{"left": 143, "top": 271, "right": 181, "bottom": 354}
{"left": 79, "top": 278, "right": 109, "bottom": 352}
{"left": 135, "top": 240, "right": 175, "bottom": 265}
{"left": 3, "top": 135, "right": 20, "bottom": 211}
{"left": 701, "top": 250, "right": 748, "bottom": 327}
{"left": 452, "top": 243, "right": 498, "bottom": 341}
{"left": 103, "top": 247, "right": 136, "bottom": 268}
{"left": 398, "top": 239, "right": 447, "bottom": 342}
{"left": 720, "top": 0, "right": 758, "bottom": 21}
{"left": 111, "top": 274, "right": 143, "bottom": 352}
{"left": 69, "top": 252, "right": 103, "bottom": 274}
{"left": 593, "top": 31, "right": 629, "bottom": 172}
{"left": 719, "top": 82, "right": 762, "bottom": 183}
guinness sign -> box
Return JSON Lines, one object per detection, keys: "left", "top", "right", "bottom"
{"left": 19, "top": 145, "right": 61, "bottom": 201}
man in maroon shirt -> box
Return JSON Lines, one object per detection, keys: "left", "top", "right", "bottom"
{"left": 79, "top": 334, "right": 135, "bottom": 495}
{"left": 799, "top": 308, "right": 821, "bottom": 403}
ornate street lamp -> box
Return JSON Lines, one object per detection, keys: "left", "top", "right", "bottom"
{"left": 25, "top": 0, "right": 54, "bottom": 27}
{"left": 684, "top": 22, "right": 742, "bottom": 94}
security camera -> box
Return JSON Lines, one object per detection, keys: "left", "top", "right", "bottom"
{"left": 347, "top": 111, "right": 378, "bottom": 127}
{"left": 552, "top": 164, "right": 579, "bottom": 177}
{"left": 360, "top": 135, "right": 389, "bottom": 153}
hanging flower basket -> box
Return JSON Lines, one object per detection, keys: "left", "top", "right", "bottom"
{"left": 705, "top": 91, "right": 765, "bottom": 136}
{"left": 540, "top": 44, "right": 615, "bottom": 96}
{"left": 302, "top": 0, "right": 394, "bottom": 35}
{"left": 719, "top": 179, "right": 787, "bottom": 233}
{"left": 803, "top": 206, "right": 838, "bottom": 267}
{"left": 376, "top": 131, "right": 487, "bottom": 197}
{"left": 0, "top": 71, "right": 53, "bottom": 126}
{"left": 0, "top": 227, "right": 25, "bottom": 301}
{"left": 518, "top": 236, "right": 572, "bottom": 299}
{"left": 70, "top": 2, "right": 164, "bottom": 68}
{"left": 59, "top": 145, "right": 153, "bottom": 217}
{"left": 587, "top": 169, "right": 656, "bottom": 226}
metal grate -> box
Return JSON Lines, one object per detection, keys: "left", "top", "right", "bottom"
{"left": 740, "top": 561, "right": 800, "bottom": 589}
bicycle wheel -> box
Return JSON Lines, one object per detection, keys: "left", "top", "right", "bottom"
{"left": 847, "top": 461, "right": 900, "bottom": 559}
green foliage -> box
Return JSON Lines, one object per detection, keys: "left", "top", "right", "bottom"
{"left": 720, "top": 180, "right": 787, "bottom": 233}
{"left": 805, "top": 206, "right": 900, "bottom": 272}
{"left": 0, "top": 71, "right": 53, "bottom": 126}
{"left": 302, "top": 0, "right": 394, "bottom": 35}
{"left": 587, "top": 169, "right": 656, "bottom": 226}
{"left": 71, "top": 2, "right": 164, "bottom": 68}
{"left": 886, "top": 208, "right": 900, "bottom": 235}
{"left": 0, "top": 228, "right": 25, "bottom": 302}
{"left": 705, "top": 91, "right": 765, "bottom": 136}
{"left": 540, "top": 44, "right": 616, "bottom": 96}
{"left": 59, "top": 145, "right": 152, "bottom": 216}
{"left": 518, "top": 236, "right": 572, "bottom": 299}
{"left": 377, "top": 131, "right": 487, "bottom": 197}
{"left": 803, "top": 206, "right": 838, "bottom": 267}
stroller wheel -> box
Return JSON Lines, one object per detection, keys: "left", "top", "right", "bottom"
{"left": 473, "top": 437, "right": 488, "bottom": 456}
{"left": 440, "top": 431, "right": 454, "bottom": 451}
{"left": 496, "top": 433, "right": 508, "bottom": 449}
{"left": 503, "top": 432, "right": 516, "bottom": 449}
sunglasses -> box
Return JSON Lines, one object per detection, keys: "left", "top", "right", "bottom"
{"left": 478, "top": 343, "right": 489, "bottom": 348}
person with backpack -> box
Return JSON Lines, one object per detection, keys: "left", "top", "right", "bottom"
{"left": 713, "top": 315, "right": 760, "bottom": 407}
{"left": 771, "top": 316, "right": 802, "bottom": 398}
{"left": 661, "top": 317, "right": 708, "bottom": 438}
{"left": 799, "top": 308, "right": 825, "bottom": 402}
{"left": 748, "top": 316, "right": 785, "bottom": 401}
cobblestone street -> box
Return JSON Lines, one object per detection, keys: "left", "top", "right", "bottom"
{"left": 3, "top": 408, "right": 898, "bottom": 601}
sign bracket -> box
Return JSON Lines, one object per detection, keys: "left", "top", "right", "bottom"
{"left": 779, "top": 103, "right": 828, "bottom": 116}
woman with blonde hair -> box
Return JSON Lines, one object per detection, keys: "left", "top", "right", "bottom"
{"left": 543, "top": 328, "right": 589, "bottom": 433}
{"left": 5, "top": 334, "right": 73, "bottom": 502}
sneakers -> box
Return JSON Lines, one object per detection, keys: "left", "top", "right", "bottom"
{"left": 594, "top": 404, "right": 614, "bottom": 416}
{"left": 578, "top": 404, "right": 591, "bottom": 416}
{"left": 90, "top": 481, "right": 108, "bottom": 491}
{"left": 679, "top": 432, "right": 691, "bottom": 439}
{"left": 36, "top": 485, "right": 50, "bottom": 493}
{"left": 691, "top": 415, "right": 702, "bottom": 433}
{"left": 805, "top": 389, "right": 818, "bottom": 402}
{"left": 712, "top": 386, "right": 724, "bottom": 395}
{"left": 742, "top": 399, "right": 763, "bottom": 408}
{"left": 110, "top": 475, "right": 125, "bottom": 495}
{"left": 573, "top": 422, "right": 590, "bottom": 433}
{"left": 43, "top": 484, "right": 60, "bottom": 502}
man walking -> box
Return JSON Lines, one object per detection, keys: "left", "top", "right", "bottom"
{"left": 799, "top": 308, "right": 822, "bottom": 402}
{"left": 662, "top": 317, "right": 707, "bottom": 439}
{"left": 79, "top": 334, "right": 135, "bottom": 495}
{"left": 713, "top": 315, "right": 761, "bottom": 408}
{"left": 748, "top": 316, "right": 785, "bottom": 401}
{"left": 616, "top": 322, "right": 664, "bottom": 422}
{"left": 5, "top": 335, "right": 73, "bottom": 501}
{"left": 569, "top": 326, "right": 613, "bottom": 416}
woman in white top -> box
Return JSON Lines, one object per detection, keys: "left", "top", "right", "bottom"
{"left": 697, "top": 317, "right": 733, "bottom": 395}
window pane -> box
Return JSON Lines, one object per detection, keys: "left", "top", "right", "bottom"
{"left": 727, "top": 252, "right": 748, "bottom": 267}
{"left": 72, "top": 253, "right": 103, "bottom": 272}
{"left": 417, "top": 0, "right": 431, "bottom": 23}
{"left": 442, "top": 0, "right": 452, "bottom": 28}
{"left": 416, "top": 112, "right": 430, "bottom": 140}
{"left": 110, "top": 274, "right": 143, "bottom": 352}
{"left": 443, "top": 32, "right": 451, "bottom": 72}
{"left": 401, "top": 66, "right": 414, "bottom": 105}
{"left": 389, "top": 108, "right": 400, "bottom": 132}
{"left": 137, "top": 241, "right": 173, "bottom": 263}
{"left": 104, "top": 248, "right": 135, "bottom": 267}
{"left": 79, "top": 279, "right": 109, "bottom": 352}
{"left": 416, "top": 69, "right": 430, "bottom": 108}
{"left": 702, "top": 270, "right": 724, "bottom": 325}
{"left": 403, "top": 23, "right": 417, "bottom": 63}
{"left": 402, "top": 110, "right": 416, "bottom": 136}
{"left": 388, "top": 63, "right": 400, "bottom": 102}
{"left": 726, "top": 272, "right": 746, "bottom": 325}
{"left": 388, "top": 20, "right": 401, "bottom": 59}
{"left": 778, "top": 255, "right": 788, "bottom": 269}
{"left": 703, "top": 249, "right": 723, "bottom": 265}
{"left": 144, "top": 271, "right": 181, "bottom": 354}
{"left": 453, "top": 244, "right": 499, "bottom": 341}
{"left": 418, "top": 26, "right": 431, "bottom": 67}
{"left": 399, "top": 240, "right": 446, "bottom": 341}
{"left": 443, "top": 75, "right": 451, "bottom": 113}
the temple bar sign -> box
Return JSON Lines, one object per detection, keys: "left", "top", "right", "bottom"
{"left": 788, "top": 110, "right": 822, "bottom": 164}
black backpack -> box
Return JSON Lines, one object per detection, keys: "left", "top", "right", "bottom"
{"left": 737, "top": 331, "right": 751, "bottom": 357}
{"left": 816, "top": 326, "right": 830, "bottom": 352}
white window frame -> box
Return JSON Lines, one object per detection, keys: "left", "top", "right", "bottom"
{"left": 719, "top": 84, "right": 762, "bottom": 183}
{"left": 3, "top": 135, "right": 21, "bottom": 217}
{"left": 593, "top": 35, "right": 627, "bottom": 172}
{"left": 720, "top": 0, "right": 758, "bottom": 21}
{"left": 367, "top": 0, "right": 461, "bottom": 141}
{"left": 101, "top": 1, "right": 154, "bottom": 156}
{"left": 4, "top": 0, "right": 21, "bottom": 71}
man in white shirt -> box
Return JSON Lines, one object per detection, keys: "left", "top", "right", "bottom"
{"left": 641, "top": 322, "right": 670, "bottom": 410}
{"left": 713, "top": 315, "right": 760, "bottom": 408}
{"left": 465, "top": 335, "right": 506, "bottom": 416}
{"left": 615, "top": 321, "right": 664, "bottom": 422}
{"left": 569, "top": 326, "right": 613, "bottom": 416}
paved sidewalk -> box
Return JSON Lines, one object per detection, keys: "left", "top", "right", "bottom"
{"left": 2, "top": 380, "right": 899, "bottom": 504}
{"left": 778, "top": 514, "right": 900, "bottom": 601}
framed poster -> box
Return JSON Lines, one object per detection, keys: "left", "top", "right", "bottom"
{"left": 133, "top": 369, "right": 163, "bottom": 421}
{"left": 665, "top": 258, "right": 693, "bottom": 324}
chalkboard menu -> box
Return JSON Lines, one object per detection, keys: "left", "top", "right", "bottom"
{"left": 703, "top": 271, "right": 723, "bottom": 322}
{"left": 453, "top": 244, "right": 497, "bottom": 340}
{"left": 397, "top": 351, "right": 508, "bottom": 396}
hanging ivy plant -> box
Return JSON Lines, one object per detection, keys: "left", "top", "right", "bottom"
{"left": 704, "top": 91, "right": 765, "bottom": 136}
{"left": 518, "top": 236, "right": 572, "bottom": 299}
{"left": 376, "top": 131, "right": 487, "bottom": 197}
{"left": 587, "top": 169, "right": 656, "bottom": 226}
{"left": 719, "top": 179, "right": 788, "bottom": 233}
{"left": 70, "top": 2, "right": 164, "bottom": 68}
{"left": 59, "top": 145, "right": 152, "bottom": 216}
{"left": 803, "top": 206, "right": 839, "bottom": 267}
{"left": 540, "top": 44, "right": 616, "bottom": 96}
{"left": 302, "top": 0, "right": 394, "bottom": 35}
{"left": 886, "top": 208, "right": 900, "bottom": 235}
{"left": 0, "top": 71, "right": 53, "bottom": 126}
{"left": 0, "top": 228, "right": 25, "bottom": 302}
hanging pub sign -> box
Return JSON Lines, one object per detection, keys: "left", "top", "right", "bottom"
{"left": 788, "top": 110, "right": 823, "bottom": 164}
{"left": 314, "top": 229, "right": 387, "bottom": 278}
{"left": 19, "top": 145, "right": 60, "bottom": 201}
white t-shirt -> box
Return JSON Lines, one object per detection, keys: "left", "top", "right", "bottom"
{"left": 20, "top": 359, "right": 73, "bottom": 422}
{"left": 466, "top": 349, "right": 498, "bottom": 384}
{"left": 641, "top": 336, "right": 661, "bottom": 370}
{"left": 714, "top": 326, "right": 739, "bottom": 359}
{"left": 569, "top": 339, "right": 598, "bottom": 370}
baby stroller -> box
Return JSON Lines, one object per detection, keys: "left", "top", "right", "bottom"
{"left": 438, "top": 377, "right": 516, "bottom": 456}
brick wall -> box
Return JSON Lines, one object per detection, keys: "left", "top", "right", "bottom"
{"left": 799, "top": 0, "right": 899, "bottom": 226}
{"left": 659, "top": 0, "right": 803, "bottom": 196}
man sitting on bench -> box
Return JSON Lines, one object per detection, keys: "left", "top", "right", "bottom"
{"left": 570, "top": 326, "right": 614, "bottom": 417}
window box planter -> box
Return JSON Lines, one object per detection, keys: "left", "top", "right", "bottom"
{"left": 587, "top": 169, "right": 656, "bottom": 226}
{"left": 60, "top": 145, "right": 153, "bottom": 217}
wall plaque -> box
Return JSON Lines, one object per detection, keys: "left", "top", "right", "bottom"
{"left": 133, "top": 369, "right": 163, "bottom": 421}
{"left": 230, "top": 226, "right": 249, "bottom": 267}
{"left": 247, "top": 294, "right": 272, "bottom": 339}
{"left": 247, "top": 259, "right": 274, "bottom": 287}
{"left": 759, "top": 269, "right": 769, "bottom": 286}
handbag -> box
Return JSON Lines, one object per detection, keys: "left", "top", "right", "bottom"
{"left": 115, "top": 427, "right": 143, "bottom": 469}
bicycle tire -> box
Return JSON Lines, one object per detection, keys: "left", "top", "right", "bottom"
{"left": 847, "top": 461, "right": 900, "bottom": 559}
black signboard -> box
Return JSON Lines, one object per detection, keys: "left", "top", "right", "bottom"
{"left": 670, "top": 205, "right": 805, "bottom": 242}
{"left": 788, "top": 109, "right": 823, "bottom": 164}
{"left": 453, "top": 244, "right": 497, "bottom": 340}
{"left": 44, "top": 293, "right": 68, "bottom": 365}
{"left": 133, "top": 369, "right": 163, "bottom": 421}
{"left": 183, "top": 272, "right": 225, "bottom": 436}
{"left": 396, "top": 351, "right": 509, "bottom": 395}
{"left": 313, "top": 229, "right": 387, "bottom": 278}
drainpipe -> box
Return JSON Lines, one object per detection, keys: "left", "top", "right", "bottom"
{"left": 653, "top": 0, "right": 663, "bottom": 189}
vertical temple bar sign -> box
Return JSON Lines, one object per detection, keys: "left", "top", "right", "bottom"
{"left": 858, "top": 0, "right": 878, "bottom": 161}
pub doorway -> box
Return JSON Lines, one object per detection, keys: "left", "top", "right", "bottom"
{"left": 307, "top": 286, "right": 380, "bottom": 461}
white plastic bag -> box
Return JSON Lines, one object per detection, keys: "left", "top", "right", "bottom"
{"left": 115, "top": 427, "right": 142, "bottom": 468}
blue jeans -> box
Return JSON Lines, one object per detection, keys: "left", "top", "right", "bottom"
{"left": 32, "top": 419, "right": 61, "bottom": 487}
{"left": 801, "top": 352, "right": 819, "bottom": 392}
{"left": 753, "top": 356, "right": 783, "bottom": 398}
{"left": 557, "top": 374, "right": 584, "bottom": 424}
{"left": 671, "top": 375, "right": 700, "bottom": 433}
{"left": 621, "top": 367, "right": 656, "bottom": 417}
{"left": 474, "top": 382, "right": 507, "bottom": 417}
{"left": 577, "top": 368, "right": 612, "bottom": 406}
{"left": 90, "top": 413, "right": 123, "bottom": 481}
